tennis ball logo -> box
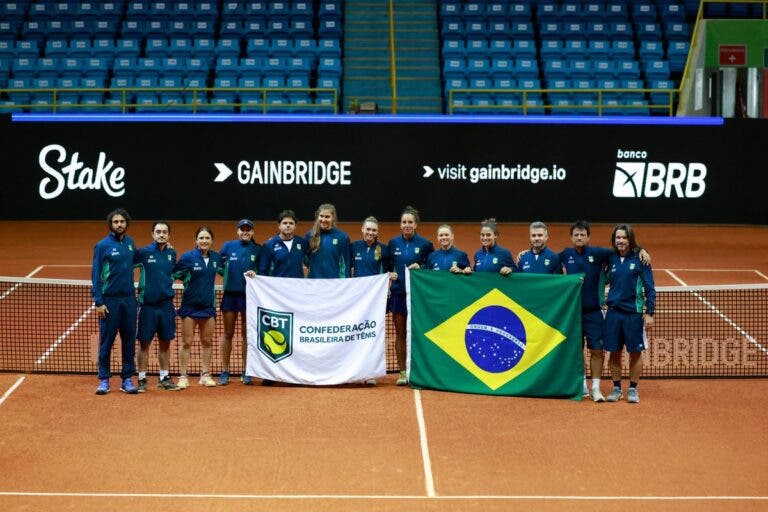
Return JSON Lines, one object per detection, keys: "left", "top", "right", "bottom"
{"left": 263, "top": 329, "right": 287, "bottom": 355}
{"left": 257, "top": 307, "right": 293, "bottom": 362}
{"left": 465, "top": 305, "right": 526, "bottom": 373}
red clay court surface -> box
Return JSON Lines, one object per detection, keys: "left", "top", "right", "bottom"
{"left": 0, "top": 221, "right": 767, "bottom": 512}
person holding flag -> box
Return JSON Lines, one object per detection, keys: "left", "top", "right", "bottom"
{"left": 427, "top": 224, "right": 472, "bottom": 274}
{"left": 473, "top": 218, "right": 515, "bottom": 275}
{"left": 387, "top": 206, "right": 434, "bottom": 386}
{"left": 306, "top": 203, "right": 351, "bottom": 279}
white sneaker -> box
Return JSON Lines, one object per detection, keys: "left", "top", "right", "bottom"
{"left": 627, "top": 388, "right": 640, "bottom": 404}
{"left": 606, "top": 386, "right": 623, "bottom": 402}
{"left": 582, "top": 383, "right": 590, "bottom": 397}
{"left": 199, "top": 373, "right": 217, "bottom": 387}
{"left": 177, "top": 375, "right": 189, "bottom": 390}
{"left": 396, "top": 371, "right": 408, "bottom": 386}
{"left": 591, "top": 387, "right": 605, "bottom": 403}
{"left": 364, "top": 379, "right": 376, "bottom": 386}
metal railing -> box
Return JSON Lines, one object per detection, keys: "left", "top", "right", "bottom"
{"left": 447, "top": 88, "right": 678, "bottom": 115}
{"left": 0, "top": 86, "right": 339, "bottom": 114}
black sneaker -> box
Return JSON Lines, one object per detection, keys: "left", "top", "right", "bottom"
{"left": 137, "top": 378, "right": 147, "bottom": 393}
{"left": 157, "top": 375, "right": 179, "bottom": 391}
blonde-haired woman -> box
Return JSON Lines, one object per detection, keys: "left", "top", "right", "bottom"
{"left": 305, "top": 203, "right": 351, "bottom": 278}
{"left": 351, "top": 216, "right": 392, "bottom": 277}
{"left": 426, "top": 224, "right": 472, "bottom": 273}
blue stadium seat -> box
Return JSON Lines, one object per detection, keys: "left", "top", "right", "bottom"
{"left": 665, "top": 22, "right": 691, "bottom": 41}
{"left": 573, "top": 79, "right": 597, "bottom": 102}
{"left": 464, "top": 39, "right": 488, "bottom": 59}
{"left": 216, "top": 56, "right": 241, "bottom": 79}
{"left": 583, "top": 2, "right": 606, "bottom": 22}
{"left": 0, "top": 21, "right": 18, "bottom": 41}
{"left": 195, "top": 2, "right": 218, "bottom": 20}
{"left": 93, "top": 20, "right": 118, "bottom": 38}
{"left": 661, "top": 3, "right": 686, "bottom": 21}
{"left": 45, "top": 40, "right": 69, "bottom": 58}
{"left": 563, "top": 22, "right": 586, "bottom": 40}
{"left": 465, "top": 20, "right": 486, "bottom": 38}
{"left": 485, "top": 2, "right": 507, "bottom": 21}
{"left": 586, "top": 22, "right": 609, "bottom": 39}
{"left": 544, "top": 59, "right": 569, "bottom": 79}
{"left": 215, "top": 38, "right": 241, "bottom": 58}
{"left": 490, "top": 58, "right": 514, "bottom": 79}
{"left": 587, "top": 40, "right": 610, "bottom": 59}
{"left": 632, "top": 3, "right": 657, "bottom": 22}
{"left": 509, "top": 22, "right": 534, "bottom": 40}
{"left": 11, "top": 57, "right": 37, "bottom": 78}
{"left": 616, "top": 60, "right": 641, "bottom": 79}
{"left": 193, "top": 39, "right": 216, "bottom": 56}
{"left": 488, "top": 39, "right": 511, "bottom": 57}
{"left": 443, "top": 40, "right": 464, "bottom": 59}
{"left": 613, "top": 40, "right": 636, "bottom": 60}
{"left": 512, "top": 39, "right": 537, "bottom": 59}
{"left": 563, "top": 39, "right": 588, "bottom": 59}
{"left": 14, "top": 39, "right": 40, "bottom": 59}
{"left": 270, "top": 39, "right": 294, "bottom": 59}
{"left": 668, "top": 41, "right": 690, "bottom": 72}
{"left": 509, "top": 2, "right": 532, "bottom": 20}
{"left": 612, "top": 22, "right": 634, "bottom": 40}
{"left": 294, "top": 39, "right": 318, "bottom": 60}
{"left": 99, "top": 2, "right": 123, "bottom": 21}
{"left": 541, "top": 39, "right": 564, "bottom": 60}
{"left": 146, "top": 38, "right": 171, "bottom": 58}
{"left": 137, "top": 57, "right": 163, "bottom": 78}
{"left": 36, "top": 58, "right": 59, "bottom": 80}
{"left": 1, "top": 2, "right": 27, "bottom": 20}
{"left": 443, "top": 58, "right": 466, "bottom": 80}
{"left": 636, "top": 23, "right": 663, "bottom": 41}
{"left": 643, "top": 60, "right": 671, "bottom": 80}
{"left": 649, "top": 79, "right": 675, "bottom": 106}
{"left": 540, "top": 22, "right": 562, "bottom": 40}
{"left": 569, "top": 59, "right": 592, "bottom": 79}
{"left": 463, "top": 2, "right": 484, "bottom": 18}
{"left": 169, "top": 39, "right": 194, "bottom": 58}
{"left": 538, "top": 2, "right": 559, "bottom": 22}
{"left": 115, "top": 39, "right": 141, "bottom": 58}
{"left": 515, "top": 59, "right": 539, "bottom": 79}
{"left": 7, "top": 77, "right": 33, "bottom": 104}
{"left": 91, "top": 39, "right": 116, "bottom": 60}
{"left": 444, "top": 77, "right": 467, "bottom": 97}
{"left": 639, "top": 40, "right": 664, "bottom": 61}
{"left": 173, "top": 2, "right": 196, "bottom": 20}
{"left": 239, "top": 57, "right": 262, "bottom": 78}
{"left": 621, "top": 79, "right": 646, "bottom": 101}
{"left": 441, "top": 20, "right": 463, "bottom": 40}
{"left": 592, "top": 60, "right": 617, "bottom": 79}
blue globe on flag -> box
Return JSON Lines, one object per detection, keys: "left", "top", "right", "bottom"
{"left": 464, "top": 306, "right": 526, "bottom": 373}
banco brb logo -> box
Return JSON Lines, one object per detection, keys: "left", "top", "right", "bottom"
{"left": 258, "top": 307, "right": 293, "bottom": 362}
{"left": 613, "top": 149, "right": 706, "bottom": 199}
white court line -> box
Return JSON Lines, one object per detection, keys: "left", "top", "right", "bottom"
{"left": 26, "top": 266, "right": 44, "bottom": 277}
{"left": 413, "top": 390, "right": 436, "bottom": 498}
{"left": 0, "top": 377, "right": 25, "bottom": 407}
{"left": 0, "top": 266, "right": 45, "bottom": 301}
{"left": 665, "top": 270, "right": 768, "bottom": 355}
{"left": 34, "top": 305, "right": 96, "bottom": 366}
{"left": 0, "top": 491, "right": 765, "bottom": 501}
{"left": 41, "top": 264, "right": 90, "bottom": 268}
{"left": 755, "top": 270, "right": 768, "bottom": 282}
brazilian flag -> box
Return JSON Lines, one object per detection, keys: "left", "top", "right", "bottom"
{"left": 409, "top": 271, "right": 583, "bottom": 398}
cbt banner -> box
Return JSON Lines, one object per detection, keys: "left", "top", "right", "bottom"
{"left": 245, "top": 274, "right": 389, "bottom": 385}
{"left": 407, "top": 271, "right": 583, "bottom": 398}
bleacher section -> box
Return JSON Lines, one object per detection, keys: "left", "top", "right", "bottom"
{"left": 0, "top": 0, "right": 343, "bottom": 113}
{"left": 439, "top": 0, "right": 700, "bottom": 114}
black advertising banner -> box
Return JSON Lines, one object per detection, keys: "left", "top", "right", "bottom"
{"left": 1, "top": 114, "right": 766, "bottom": 224}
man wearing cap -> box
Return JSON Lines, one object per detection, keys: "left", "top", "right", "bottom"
{"left": 218, "top": 219, "right": 262, "bottom": 385}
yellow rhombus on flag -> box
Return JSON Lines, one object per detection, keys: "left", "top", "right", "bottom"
{"left": 424, "top": 288, "right": 566, "bottom": 391}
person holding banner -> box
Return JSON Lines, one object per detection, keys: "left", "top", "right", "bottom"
{"left": 603, "top": 224, "right": 656, "bottom": 404}
{"left": 351, "top": 216, "right": 393, "bottom": 386}
{"left": 306, "top": 203, "right": 351, "bottom": 279}
{"left": 260, "top": 210, "right": 307, "bottom": 278}
{"left": 427, "top": 224, "right": 472, "bottom": 274}
{"left": 387, "top": 206, "right": 434, "bottom": 386}
{"left": 351, "top": 216, "right": 392, "bottom": 278}
{"left": 174, "top": 226, "right": 221, "bottom": 389}
{"left": 135, "top": 221, "right": 179, "bottom": 392}
{"left": 517, "top": 221, "right": 562, "bottom": 274}
{"left": 218, "top": 219, "right": 262, "bottom": 386}
{"left": 473, "top": 218, "right": 515, "bottom": 275}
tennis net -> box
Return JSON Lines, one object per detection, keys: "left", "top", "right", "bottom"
{"left": 0, "top": 276, "right": 766, "bottom": 377}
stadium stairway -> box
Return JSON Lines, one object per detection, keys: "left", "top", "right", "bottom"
{"left": 343, "top": 0, "right": 442, "bottom": 113}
